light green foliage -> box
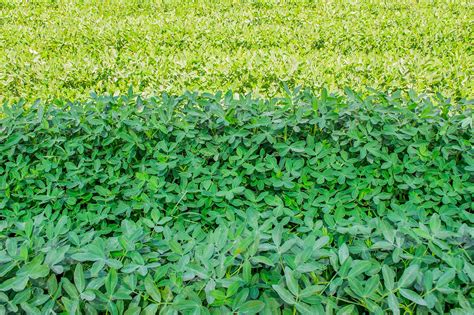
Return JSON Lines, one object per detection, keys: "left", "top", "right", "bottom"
{"left": 0, "top": 89, "right": 473, "bottom": 313}
{"left": 0, "top": 0, "right": 473, "bottom": 102}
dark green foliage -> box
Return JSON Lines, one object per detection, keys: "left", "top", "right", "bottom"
{"left": 0, "top": 89, "right": 473, "bottom": 314}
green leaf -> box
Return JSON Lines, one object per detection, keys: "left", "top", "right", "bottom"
{"left": 272, "top": 223, "right": 282, "bottom": 247}
{"left": 398, "top": 264, "right": 419, "bottom": 288}
{"left": 238, "top": 300, "right": 265, "bottom": 314}
{"left": 16, "top": 256, "right": 49, "bottom": 280}
{"left": 387, "top": 293, "right": 400, "bottom": 315}
{"left": 6, "top": 239, "right": 17, "bottom": 257}
{"left": 105, "top": 269, "right": 118, "bottom": 295}
{"left": 314, "top": 236, "right": 330, "bottom": 249}
{"left": 80, "top": 290, "right": 96, "bottom": 301}
{"left": 47, "top": 274, "right": 58, "bottom": 295}
{"left": 20, "top": 302, "right": 41, "bottom": 315}
{"left": 142, "top": 303, "right": 158, "bottom": 315}
{"left": 295, "top": 302, "right": 313, "bottom": 314}
{"left": 338, "top": 243, "right": 349, "bottom": 264}
{"left": 226, "top": 281, "right": 240, "bottom": 298}
{"left": 272, "top": 285, "right": 296, "bottom": 305}
{"left": 251, "top": 256, "right": 274, "bottom": 267}
{"left": 173, "top": 300, "right": 200, "bottom": 311}
{"left": 429, "top": 214, "right": 441, "bottom": 232}
{"left": 382, "top": 265, "right": 395, "bottom": 291}
{"left": 62, "top": 297, "right": 78, "bottom": 314}
{"left": 336, "top": 305, "right": 355, "bottom": 315}
{"left": 71, "top": 249, "right": 105, "bottom": 262}
{"left": 124, "top": 305, "right": 141, "bottom": 315}
{"left": 62, "top": 278, "right": 79, "bottom": 300}
{"left": 187, "top": 264, "right": 209, "bottom": 279}
{"left": 363, "top": 275, "right": 380, "bottom": 297}
{"left": 211, "top": 289, "right": 226, "bottom": 302}
{"left": 399, "top": 289, "right": 427, "bottom": 306}
{"left": 436, "top": 269, "right": 456, "bottom": 288}
{"left": 74, "top": 263, "right": 85, "bottom": 293}
{"left": 144, "top": 275, "right": 161, "bottom": 303}
{"left": 348, "top": 277, "right": 364, "bottom": 297}
{"left": 348, "top": 260, "right": 372, "bottom": 278}
{"left": 0, "top": 276, "right": 28, "bottom": 292}
{"left": 231, "top": 288, "right": 249, "bottom": 309}
{"left": 463, "top": 262, "right": 474, "bottom": 282}
{"left": 299, "top": 285, "right": 323, "bottom": 298}
{"left": 284, "top": 267, "right": 299, "bottom": 296}
{"left": 168, "top": 240, "right": 183, "bottom": 255}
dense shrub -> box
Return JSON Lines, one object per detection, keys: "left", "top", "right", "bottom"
{"left": 0, "top": 89, "right": 473, "bottom": 314}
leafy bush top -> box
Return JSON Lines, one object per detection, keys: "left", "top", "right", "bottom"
{"left": 0, "top": 89, "right": 473, "bottom": 314}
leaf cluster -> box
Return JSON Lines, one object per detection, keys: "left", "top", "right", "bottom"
{"left": 0, "top": 88, "right": 473, "bottom": 314}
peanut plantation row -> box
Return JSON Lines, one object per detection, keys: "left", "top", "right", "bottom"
{"left": 0, "top": 89, "right": 473, "bottom": 314}
{"left": 2, "top": 0, "right": 472, "bottom": 102}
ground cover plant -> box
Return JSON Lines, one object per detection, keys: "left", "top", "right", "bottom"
{"left": 0, "top": 88, "right": 473, "bottom": 314}
{"left": 1, "top": 0, "right": 473, "bottom": 102}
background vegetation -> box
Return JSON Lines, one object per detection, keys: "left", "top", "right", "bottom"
{"left": 1, "top": 0, "right": 473, "bottom": 102}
